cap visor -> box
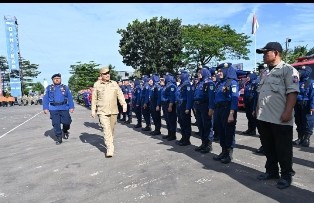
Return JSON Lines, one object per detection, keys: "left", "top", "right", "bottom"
{"left": 256, "top": 48, "right": 266, "bottom": 54}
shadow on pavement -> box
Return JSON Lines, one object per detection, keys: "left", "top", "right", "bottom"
{"left": 79, "top": 133, "right": 105, "bottom": 153}
{"left": 44, "top": 128, "right": 57, "bottom": 141}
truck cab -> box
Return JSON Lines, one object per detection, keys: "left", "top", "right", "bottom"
{"left": 291, "top": 54, "right": 314, "bottom": 77}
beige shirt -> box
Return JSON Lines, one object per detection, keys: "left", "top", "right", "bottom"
{"left": 257, "top": 61, "right": 300, "bottom": 126}
{"left": 91, "top": 80, "right": 127, "bottom": 115}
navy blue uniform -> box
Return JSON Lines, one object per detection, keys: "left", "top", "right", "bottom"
{"left": 149, "top": 74, "right": 162, "bottom": 135}
{"left": 43, "top": 82, "right": 74, "bottom": 144}
{"left": 161, "top": 74, "right": 177, "bottom": 141}
{"left": 176, "top": 70, "right": 194, "bottom": 146}
{"left": 132, "top": 79, "right": 142, "bottom": 128}
{"left": 122, "top": 82, "right": 133, "bottom": 123}
{"left": 242, "top": 72, "right": 258, "bottom": 135}
{"left": 293, "top": 66, "right": 314, "bottom": 147}
{"left": 213, "top": 63, "right": 239, "bottom": 164}
{"left": 141, "top": 75, "right": 151, "bottom": 131}
{"left": 194, "top": 68, "right": 215, "bottom": 153}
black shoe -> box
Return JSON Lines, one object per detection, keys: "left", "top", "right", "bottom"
{"left": 247, "top": 130, "right": 256, "bottom": 136}
{"left": 293, "top": 137, "right": 304, "bottom": 145}
{"left": 142, "top": 126, "right": 151, "bottom": 131}
{"left": 195, "top": 132, "right": 199, "bottom": 135}
{"left": 241, "top": 130, "right": 250, "bottom": 135}
{"left": 220, "top": 148, "right": 233, "bottom": 164}
{"left": 200, "top": 145, "right": 212, "bottom": 153}
{"left": 213, "top": 136, "right": 220, "bottom": 142}
{"left": 213, "top": 150, "right": 226, "bottom": 161}
{"left": 134, "top": 124, "right": 142, "bottom": 128}
{"left": 167, "top": 135, "right": 176, "bottom": 141}
{"left": 162, "top": 135, "right": 170, "bottom": 139}
{"left": 255, "top": 146, "right": 264, "bottom": 154}
{"left": 178, "top": 141, "right": 191, "bottom": 146}
{"left": 125, "top": 119, "right": 132, "bottom": 124}
{"left": 191, "top": 122, "right": 197, "bottom": 126}
{"left": 277, "top": 177, "right": 292, "bottom": 189}
{"left": 62, "top": 131, "right": 69, "bottom": 139}
{"left": 195, "top": 144, "right": 205, "bottom": 151}
{"left": 302, "top": 138, "right": 310, "bottom": 147}
{"left": 257, "top": 173, "right": 280, "bottom": 180}
{"left": 55, "top": 136, "right": 62, "bottom": 145}
{"left": 150, "top": 131, "right": 161, "bottom": 136}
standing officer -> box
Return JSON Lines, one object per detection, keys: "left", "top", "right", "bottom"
{"left": 91, "top": 67, "right": 127, "bottom": 158}
{"left": 194, "top": 68, "right": 215, "bottom": 153}
{"left": 149, "top": 74, "right": 162, "bottom": 135}
{"left": 212, "top": 63, "right": 239, "bottom": 164}
{"left": 293, "top": 66, "right": 314, "bottom": 147}
{"left": 43, "top": 73, "right": 75, "bottom": 145}
{"left": 117, "top": 80, "right": 124, "bottom": 121}
{"left": 176, "top": 70, "right": 194, "bottom": 146}
{"left": 254, "top": 64, "right": 268, "bottom": 154}
{"left": 255, "top": 42, "right": 299, "bottom": 189}
{"left": 242, "top": 72, "right": 258, "bottom": 136}
{"left": 161, "top": 73, "right": 177, "bottom": 141}
{"left": 122, "top": 79, "right": 133, "bottom": 124}
{"left": 141, "top": 75, "right": 152, "bottom": 131}
{"left": 132, "top": 78, "right": 142, "bottom": 128}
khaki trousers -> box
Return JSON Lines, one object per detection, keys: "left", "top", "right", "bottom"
{"left": 98, "top": 114, "right": 117, "bottom": 155}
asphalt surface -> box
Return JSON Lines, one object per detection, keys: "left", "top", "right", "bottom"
{"left": 0, "top": 104, "right": 313, "bottom": 203}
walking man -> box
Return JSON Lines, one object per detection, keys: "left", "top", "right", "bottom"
{"left": 91, "top": 67, "right": 127, "bottom": 158}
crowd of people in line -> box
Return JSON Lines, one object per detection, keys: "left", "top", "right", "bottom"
{"left": 43, "top": 41, "right": 313, "bottom": 190}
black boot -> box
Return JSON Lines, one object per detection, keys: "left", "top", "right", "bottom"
{"left": 247, "top": 130, "right": 256, "bottom": 136}
{"left": 195, "top": 140, "right": 205, "bottom": 151}
{"left": 167, "top": 131, "right": 176, "bottom": 141}
{"left": 255, "top": 146, "right": 264, "bottom": 154}
{"left": 142, "top": 126, "right": 151, "bottom": 131}
{"left": 221, "top": 148, "right": 233, "bottom": 164}
{"left": 150, "top": 130, "right": 161, "bottom": 135}
{"left": 178, "top": 134, "right": 191, "bottom": 146}
{"left": 302, "top": 134, "right": 311, "bottom": 147}
{"left": 293, "top": 134, "right": 304, "bottom": 145}
{"left": 125, "top": 118, "right": 132, "bottom": 124}
{"left": 62, "top": 131, "right": 69, "bottom": 139}
{"left": 55, "top": 136, "right": 62, "bottom": 145}
{"left": 213, "top": 148, "right": 227, "bottom": 161}
{"left": 134, "top": 123, "right": 142, "bottom": 128}
{"left": 200, "top": 140, "right": 212, "bottom": 153}
{"left": 162, "top": 131, "right": 170, "bottom": 139}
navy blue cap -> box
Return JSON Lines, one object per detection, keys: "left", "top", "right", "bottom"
{"left": 51, "top": 73, "right": 61, "bottom": 79}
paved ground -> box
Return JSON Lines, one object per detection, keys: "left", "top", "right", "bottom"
{"left": 0, "top": 104, "right": 313, "bottom": 203}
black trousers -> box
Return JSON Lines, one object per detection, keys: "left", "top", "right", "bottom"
{"left": 258, "top": 120, "right": 295, "bottom": 178}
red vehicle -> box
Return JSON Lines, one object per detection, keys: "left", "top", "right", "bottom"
{"left": 291, "top": 54, "right": 314, "bottom": 78}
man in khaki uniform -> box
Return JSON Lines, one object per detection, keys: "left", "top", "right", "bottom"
{"left": 255, "top": 42, "right": 300, "bottom": 189}
{"left": 91, "top": 67, "right": 127, "bottom": 158}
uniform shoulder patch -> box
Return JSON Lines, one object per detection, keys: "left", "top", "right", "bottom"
{"left": 231, "top": 85, "right": 237, "bottom": 93}
{"left": 187, "top": 86, "right": 190, "bottom": 91}
{"left": 209, "top": 85, "right": 214, "bottom": 90}
{"left": 171, "top": 87, "right": 174, "bottom": 91}
{"left": 292, "top": 75, "right": 299, "bottom": 83}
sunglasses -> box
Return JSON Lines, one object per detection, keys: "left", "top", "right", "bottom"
{"left": 101, "top": 72, "right": 110, "bottom": 75}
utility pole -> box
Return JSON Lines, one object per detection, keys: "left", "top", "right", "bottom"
{"left": 285, "top": 38, "right": 292, "bottom": 62}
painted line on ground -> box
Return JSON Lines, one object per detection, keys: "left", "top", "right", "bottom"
{"left": 0, "top": 111, "right": 43, "bottom": 139}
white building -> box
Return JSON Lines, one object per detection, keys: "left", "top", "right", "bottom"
{"left": 117, "top": 71, "right": 133, "bottom": 80}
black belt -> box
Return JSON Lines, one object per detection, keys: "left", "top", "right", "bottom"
{"left": 194, "top": 100, "right": 207, "bottom": 105}
{"left": 215, "top": 101, "right": 231, "bottom": 108}
{"left": 50, "top": 101, "right": 67, "bottom": 106}
{"left": 297, "top": 100, "right": 308, "bottom": 105}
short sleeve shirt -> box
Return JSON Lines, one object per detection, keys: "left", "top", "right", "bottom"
{"left": 257, "top": 61, "right": 300, "bottom": 126}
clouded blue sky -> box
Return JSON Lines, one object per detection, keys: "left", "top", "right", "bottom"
{"left": 1, "top": 3, "right": 314, "bottom": 85}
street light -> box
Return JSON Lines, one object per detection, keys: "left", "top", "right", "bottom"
{"left": 285, "top": 38, "right": 292, "bottom": 61}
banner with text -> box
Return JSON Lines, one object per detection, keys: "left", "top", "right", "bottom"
{"left": 4, "top": 17, "right": 22, "bottom": 97}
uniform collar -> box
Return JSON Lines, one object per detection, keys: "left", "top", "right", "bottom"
{"left": 100, "top": 80, "right": 112, "bottom": 84}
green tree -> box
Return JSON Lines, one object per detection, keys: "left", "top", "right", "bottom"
{"left": 117, "top": 17, "right": 184, "bottom": 76}
{"left": 19, "top": 57, "right": 41, "bottom": 95}
{"left": 31, "top": 81, "right": 44, "bottom": 94}
{"left": 68, "top": 61, "right": 101, "bottom": 94}
{"left": 283, "top": 45, "right": 309, "bottom": 64}
{"left": 182, "top": 24, "right": 252, "bottom": 70}
{"left": 0, "top": 56, "right": 10, "bottom": 93}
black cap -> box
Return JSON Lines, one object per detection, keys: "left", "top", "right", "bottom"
{"left": 51, "top": 73, "right": 61, "bottom": 79}
{"left": 256, "top": 42, "right": 283, "bottom": 54}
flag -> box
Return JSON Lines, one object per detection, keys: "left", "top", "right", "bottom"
{"left": 252, "top": 14, "right": 259, "bottom": 35}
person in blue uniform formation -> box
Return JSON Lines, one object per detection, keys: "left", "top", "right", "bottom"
{"left": 242, "top": 72, "right": 258, "bottom": 136}
{"left": 175, "top": 70, "right": 194, "bottom": 146}
{"left": 43, "top": 73, "right": 75, "bottom": 145}
{"left": 161, "top": 73, "right": 177, "bottom": 141}
{"left": 149, "top": 74, "right": 162, "bottom": 135}
{"left": 193, "top": 67, "right": 215, "bottom": 153}
{"left": 121, "top": 79, "right": 133, "bottom": 124}
{"left": 213, "top": 63, "right": 239, "bottom": 164}
{"left": 293, "top": 66, "right": 314, "bottom": 147}
{"left": 132, "top": 78, "right": 142, "bottom": 128}
{"left": 141, "top": 75, "right": 152, "bottom": 131}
